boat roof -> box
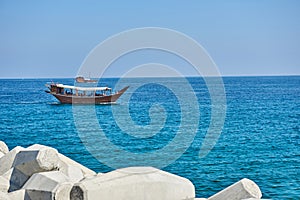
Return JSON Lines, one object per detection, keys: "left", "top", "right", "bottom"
{"left": 55, "top": 84, "right": 111, "bottom": 91}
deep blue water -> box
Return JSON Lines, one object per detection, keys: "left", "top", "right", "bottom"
{"left": 0, "top": 76, "right": 299, "bottom": 199}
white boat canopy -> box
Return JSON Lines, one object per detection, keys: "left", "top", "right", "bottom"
{"left": 56, "top": 84, "right": 111, "bottom": 91}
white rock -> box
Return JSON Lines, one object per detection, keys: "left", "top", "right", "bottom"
{"left": 13, "top": 147, "right": 59, "bottom": 175}
{"left": 27, "top": 144, "right": 96, "bottom": 178}
{"left": 242, "top": 198, "right": 271, "bottom": 200}
{"left": 22, "top": 171, "right": 73, "bottom": 200}
{"left": 0, "top": 146, "right": 24, "bottom": 176}
{"left": 242, "top": 199, "right": 270, "bottom": 200}
{"left": 0, "top": 168, "right": 14, "bottom": 193}
{"left": 26, "top": 144, "right": 57, "bottom": 151}
{"left": 70, "top": 166, "right": 195, "bottom": 200}
{"left": 242, "top": 199, "right": 260, "bottom": 200}
{"left": 7, "top": 147, "right": 59, "bottom": 192}
{"left": 55, "top": 183, "right": 74, "bottom": 200}
{"left": 208, "top": 178, "right": 262, "bottom": 200}
{"left": 59, "top": 163, "right": 84, "bottom": 182}
{"left": 0, "top": 141, "right": 9, "bottom": 154}
{"left": 0, "top": 191, "right": 9, "bottom": 200}
{"left": 58, "top": 154, "right": 96, "bottom": 178}
{"left": 7, "top": 189, "right": 26, "bottom": 200}
{"left": 0, "top": 176, "right": 9, "bottom": 193}
{"left": 26, "top": 144, "right": 85, "bottom": 183}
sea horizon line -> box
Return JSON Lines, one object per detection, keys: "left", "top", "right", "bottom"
{"left": 0, "top": 74, "right": 299, "bottom": 80}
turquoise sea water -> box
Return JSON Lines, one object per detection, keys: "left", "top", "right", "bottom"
{"left": 0, "top": 76, "right": 299, "bottom": 199}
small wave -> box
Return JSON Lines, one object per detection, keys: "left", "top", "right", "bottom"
{"left": 0, "top": 102, "right": 44, "bottom": 105}
{"left": 0, "top": 95, "right": 13, "bottom": 97}
{"left": 19, "top": 101, "right": 44, "bottom": 104}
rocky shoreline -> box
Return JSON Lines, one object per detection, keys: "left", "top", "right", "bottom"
{"left": 0, "top": 141, "right": 263, "bottom": 200}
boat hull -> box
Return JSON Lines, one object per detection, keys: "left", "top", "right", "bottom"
{"left": 49, "top": 86, "right": 129, "bottom": 104}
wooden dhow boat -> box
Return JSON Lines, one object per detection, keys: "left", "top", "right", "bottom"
{"left": 45, "top": 83, "right": 129, "bottom": 104}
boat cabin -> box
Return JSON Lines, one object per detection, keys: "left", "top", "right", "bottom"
{"left": 47, "top": 83, "right": 112, "bottom": 97}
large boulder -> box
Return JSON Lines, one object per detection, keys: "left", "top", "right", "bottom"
{"left": 22, "top": 171, "right": 73, "bottom": 200}
{"left": 13, "top": 146, "right": 59, "bottom": 173}
{"left": 0, "top": 146, "right": 24, "bottom": 176}
{"left": 8, "top": 147, "right": 59, "bottom": 192}
{"left": 208, "top": 178, "right": 262, "bottom": 200}
{"left": 27, "top": 144, "right": 95, "bottom": 178}
{"left": 70, "top": 167, "right": 195, "bottom": 200}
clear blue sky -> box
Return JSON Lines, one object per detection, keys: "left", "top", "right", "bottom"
{"left": 0, "top": 0, "right": 299, "bottom": 78}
